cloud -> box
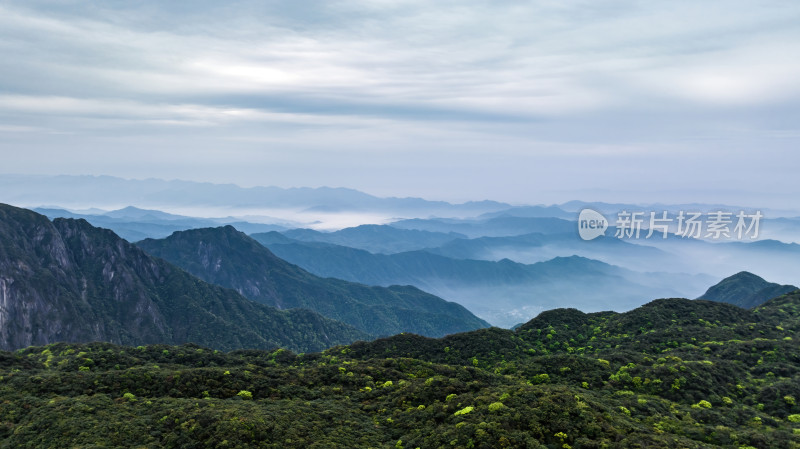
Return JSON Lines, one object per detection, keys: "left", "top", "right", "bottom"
{"left": 0, "top": 0, "right": 799, "bottom": 204}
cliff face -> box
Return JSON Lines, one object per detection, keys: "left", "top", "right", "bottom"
{"left": 0, "top": 204, "right": 367, "bottom": 352}
{"left": 0, "top": 206, "right": 100, "bottom": 349}
{"left": 51, "top": 217, "right": 172, "bottom": 346}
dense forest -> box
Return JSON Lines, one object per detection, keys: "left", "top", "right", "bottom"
{"left": 1, "top": 292, "right": 798, "bottom": 448}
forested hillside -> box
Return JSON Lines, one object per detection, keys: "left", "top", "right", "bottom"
{"left": 1, "top": 292, "right": 798, "bottom": 448}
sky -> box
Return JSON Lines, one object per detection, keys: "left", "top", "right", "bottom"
{"left": 1, "top": 0, "right": 799, "bottom": 207}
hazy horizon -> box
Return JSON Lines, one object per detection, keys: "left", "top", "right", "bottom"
{"left": 4, "top": 173, "right": 800, "bottom": 217}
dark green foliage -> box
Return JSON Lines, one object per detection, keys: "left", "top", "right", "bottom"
{"left": 137, "top": 226, "right": 488, "bottom": 337}
{"left": 2, "top": 293, "right": 799, "bottom": 447}
{"left": 699, "top": 271, "right": 798, "bottom": 308}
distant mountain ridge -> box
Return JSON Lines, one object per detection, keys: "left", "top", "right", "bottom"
{"left": 1, "top": 174, "right": 511, "bottom": 215}
{"left": 34, "top": 206, "right": 288, "bottom": 242}
{"left": 282, "top": 225, "right": 467, "bottom": 254}
{"left": 251, "top": 232, "right": 713, "bottom": 327}
{"left": 136, "top": 226, "right": 488, "bottom": 337}
{"left": 389, "top": 216, "right": 575, "bottom": 238}
{"left": 254, "top": 232, "right": 618, "bottom": 287}
{"left": 0, "top": 204, "right": 367, "bottom": 352}
{"left": 697, "top": 271, "right": 798, "bottom": 308}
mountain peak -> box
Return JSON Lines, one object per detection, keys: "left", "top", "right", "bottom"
{"left": 698, "top": 271, "right": 798, "bottom": 309}
{"left": 0, "top": 204, "right": 365, "bottom": 352}
{"left": 136, "top": 226, "right": 489, "bottom": 337}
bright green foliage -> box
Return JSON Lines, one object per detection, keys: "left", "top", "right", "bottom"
{"left": 453, "top": 406, "right": 474, "bottom": 416}
{"left": 236, "top": 390, "right": 253, "bottom": 400}
{"left": 488, "top": 402, "right": 505, "bottom": 412}
{"left": 531, "top": 373, "right": 550, "bottom": 384}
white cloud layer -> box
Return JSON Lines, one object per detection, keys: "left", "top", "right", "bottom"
{"left": 1, "top": 0, "right": 799, "bottom": 205}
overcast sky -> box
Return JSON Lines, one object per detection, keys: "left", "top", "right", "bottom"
{"left": 1, "top": 0, "right": 799, "bottom": 206}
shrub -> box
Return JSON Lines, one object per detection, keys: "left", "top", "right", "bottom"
{"left": 454, "top": 406, "right": 474, "bottom": 416}
{"left": 488, "top": 402, "right": 505, "bottom": 412}
{"left": 237, "top": 390, "right": 253, "bottom": 400}
{"left": 532, "top": 373, "right": 550, "bottom": 384}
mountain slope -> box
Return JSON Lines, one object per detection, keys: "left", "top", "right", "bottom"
{"left": 136, "top": 226, "right": 488, "bottom": 337}
{"left": 4, "top": 294, "right": 798, "bottom": 447}
{"left": 697, "top": 271, "right": 798, "bottom": 308}
{"left": 0, "top": 204, "right": 367, "bottom": 352}
{"left": 346, "top": 297, "right": 771, "bottom": 365}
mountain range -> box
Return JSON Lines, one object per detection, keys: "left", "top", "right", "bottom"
{"left": 251, "top": 231, "right": 713, "bottom": 327}
{"left": 1, "top": 197, "right": 799, "bottom": 446}
{"left": 281, "top": 225, "right": 467, "bottom": 254}
{"left": 390, "top": 216, "right": 576, "bottom": 238}
{"left": 136, "top": 226, "right": 488, "bottom": 337}
{"left": 0, "top": 204, "right": 367, "bottom": 352}
{"left": 33, "top": 206, "right": 289, "bottom": 242}
{"left": 1, "top": 174, "right": 511, "bottom": 216}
